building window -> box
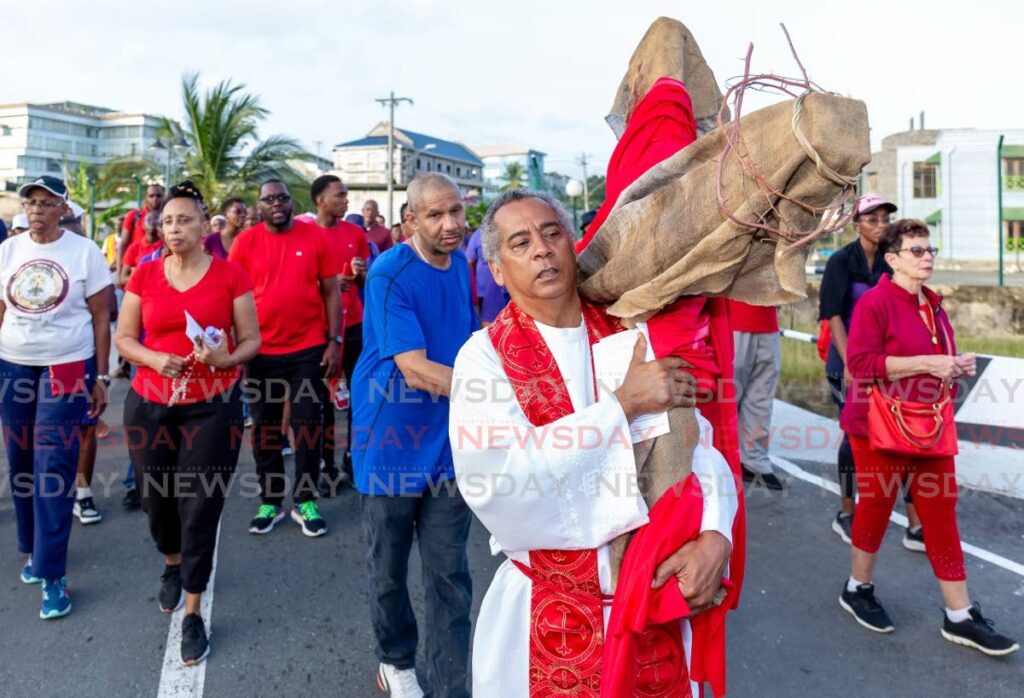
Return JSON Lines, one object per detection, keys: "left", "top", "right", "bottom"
{"left": 1005, "top": 157, "right": 1024, "bottom": 191}
{"left": 456, "top": 167, "right": 462, "bottom": 177}
{"left": 416, "top": 158, "right": 421, "bottom": 169}
{"left": 446, "top": 164, "right": 451, "bottom": 174}
{"left": 913, "top": 162, "right": 937, "bottom": 198}
{"left": 0, "top": 125, "right": 10, "bottom": 136}
{"left": 1007, "top": 221, "right": 1024, "bottom": 254}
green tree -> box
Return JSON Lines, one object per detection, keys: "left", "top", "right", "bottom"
{"left": 500, "top": 161, "right": 527, "bottom": 191}
{"left": 163, "top": 73, "right": 313, "bottom": 211}
{"left": 64, "top": 158, "right": 162, "bottom": 239}
{"left": 465, "top": 201, "right": 488, "bottom": 231}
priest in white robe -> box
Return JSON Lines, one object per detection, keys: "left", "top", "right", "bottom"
{"left": 449, "top": 190, "right": 739, "bottom": 698}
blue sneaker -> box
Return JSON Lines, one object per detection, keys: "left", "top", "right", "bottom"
{"left": 40, "top": 577, "right": 72, "bottom": 619}
{"left": 21, "top": 558, "right": 42, "bottom": 585}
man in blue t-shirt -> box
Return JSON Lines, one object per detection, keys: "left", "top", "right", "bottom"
{"left": 351, "top": 172, "right": 477, "bottom": 698}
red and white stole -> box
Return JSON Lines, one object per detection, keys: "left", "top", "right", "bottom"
{"left": 487, "top": 300, "right": 689, "bottom": 697}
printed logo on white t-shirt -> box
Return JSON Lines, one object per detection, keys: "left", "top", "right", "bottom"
{"left": 6, "top": 259, "right": 69, "bottom": 313}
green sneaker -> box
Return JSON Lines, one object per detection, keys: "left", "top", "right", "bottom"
{"left": 291, "top": 501, "right": 327, "bottom": 538}
{"left": 248, "top": 504, "right": 284, "bottom": 535}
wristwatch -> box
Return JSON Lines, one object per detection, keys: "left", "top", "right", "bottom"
{"left": 331, "top": 335, "right": 344, "bottom": 345}
{"left": 96, "top": 374, "right": 111, "bottom": 386}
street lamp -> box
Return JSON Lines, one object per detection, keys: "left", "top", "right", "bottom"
{"left": 149, "top": 136, "right": 189, "bottom": 187}
{"left": 565, "top": 179, "right": 583, "bottom": 235}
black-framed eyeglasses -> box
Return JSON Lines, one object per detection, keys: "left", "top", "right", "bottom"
{"left": 259, "top": 193, "right": 291, "bottom": 205}
{"left": 895, "top": 245, "right": 938, "bottom": 258}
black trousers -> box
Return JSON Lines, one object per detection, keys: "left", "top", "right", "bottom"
{"left": 246, "top": 345, "right": 326, "bottom": 505}
{"left": 124, "top": 385, "right": 243, "bottom": 594}
{"left": 338, "top": 323, "right": 363, "bottom": 479}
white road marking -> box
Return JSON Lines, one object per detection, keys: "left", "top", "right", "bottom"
{"left": 770, "top": 455, "right": 1024, "bottom": 579}
{"left": 156, "top": 522, "right": 221, "bottom": 698}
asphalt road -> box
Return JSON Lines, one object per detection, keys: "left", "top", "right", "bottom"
{"left": 1, "top": 380, "right": 1021, "bottom": 697}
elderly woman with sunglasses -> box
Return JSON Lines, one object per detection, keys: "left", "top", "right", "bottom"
{"left": 0, "top": 176, "right": 112, "bottom": 619}
{"left": 836, "top": 218, "right": 1018, "bottom": 656}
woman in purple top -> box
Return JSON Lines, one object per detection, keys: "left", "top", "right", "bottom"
{"left": 203, "top": 197, "right": 246, "bottom": 260}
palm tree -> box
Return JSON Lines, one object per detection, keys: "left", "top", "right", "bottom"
{"left": 500, "top": 161, "right": 527, "bottom": 191}
{"left": 163, "top": 73, "right": 313, "bottom": 210}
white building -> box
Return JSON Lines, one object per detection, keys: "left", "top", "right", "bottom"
{"left": 863, "top": 128, "right": 1024, "bottom": 265}
{"left": 331, "top": 123, "right": 483, "bottom": 223}
{"left": 0, "top": 102, "right": 165, "bottom": 191}
{"left": 472, "top": 144, "right": 547, "bottom": 199}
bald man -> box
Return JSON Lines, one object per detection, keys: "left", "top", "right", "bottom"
{"left": 351, "top": 173, "right": 477, "bottom": 697}
{"left": 361, "top": 199, "right": 394, "bottom": 252}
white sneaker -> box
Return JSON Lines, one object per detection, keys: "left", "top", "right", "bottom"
{"left": 73, "top": 497, "right": 102, "bottom": 524}
{"left": 376, "top": 663, "right": 424, "bottom": 697}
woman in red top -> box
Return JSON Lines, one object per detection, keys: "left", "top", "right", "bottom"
{"left": 115, "top": 181, "right": 261, "bottom": 666}
{"left": 839, "top": 219, "right": 1017, "bottom": 656}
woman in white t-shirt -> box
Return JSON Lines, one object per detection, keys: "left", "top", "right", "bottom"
{"left": 0, "top": 176, "right": 112, "bottom": 620}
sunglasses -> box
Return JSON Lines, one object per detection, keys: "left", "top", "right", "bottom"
{"left": 858, "top": 216, "right": 891, "bottom": 225}
{"left": 894, "top": 246, "right": 938, "bottom": 258}
{"left": 259, "top": 193, "right": 291, "bottom": 205}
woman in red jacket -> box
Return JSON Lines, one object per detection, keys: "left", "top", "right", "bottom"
{"left": 838, "top": 219, "right": 1017, "bottom": 656}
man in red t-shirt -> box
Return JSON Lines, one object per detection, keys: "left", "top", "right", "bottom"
{"left": 229, "top": 179, "right": 341, "bottom": 538}
{"left": 310, "top": 174, "right": 370, "bottom": 493}
{"left": 361, "top": 199, "right": 393, "bottom": 252}
{"left": 728, "top": 300, "right": 784, "bottom": 490}
{"left": 119, "top": 211, "right": 163, "bottom": 288}
{"left": 119, "top": 184, "right": 164, "bottom": 266}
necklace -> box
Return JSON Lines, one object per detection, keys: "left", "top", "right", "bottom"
{"left": 410, "top": 236, "right": 449, "bottom": 269}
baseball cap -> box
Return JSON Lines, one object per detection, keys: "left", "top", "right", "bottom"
{"left": 17, "top": 175, "right": 69, "bottom": 201}
{"left": 12, "top": 214, "right": 29, "bottom": 229}
{"left": 855, "top": 194, "right": 897, "bottom": 218}
{"left": 66, "top": 201, "right": 85, "bottom": 219}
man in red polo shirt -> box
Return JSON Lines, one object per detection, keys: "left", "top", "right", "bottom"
{"left": 119, "top": 184, "right": 164, "bottom": 268}
{"left": 728, "top": 300, "right": 784, "bottom": 490}
{"left": 310, "top": 174, "right": 369, "bottom": 494}
{"left": 361, "top": 199, "right": 393, "bottom": 252}
{"left": 229, "top": 179, "right": 341, "bottom": 538}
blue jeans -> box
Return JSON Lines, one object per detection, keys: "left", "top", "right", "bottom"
{"left": 0, "top": 357, "right": 94, "bottom": 579}
{"left": 360, "top": 483, "right": 472, "bottom": 698}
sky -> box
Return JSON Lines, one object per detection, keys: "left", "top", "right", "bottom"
{"left": 3, "top": 0, "right": 1020, "bottom": 181}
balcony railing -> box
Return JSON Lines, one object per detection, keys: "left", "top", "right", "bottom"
{"left": 1006, "top": 174, "right": 1024, "bottom": 191}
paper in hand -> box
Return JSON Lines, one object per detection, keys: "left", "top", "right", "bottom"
{"left": 592, "top": 322, "right": 671, "bottom": 444}
{"left": 184, "top": 311, "right": 223, "bottom": 349}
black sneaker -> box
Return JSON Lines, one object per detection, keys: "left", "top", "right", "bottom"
{"left": 122, "top": 488, "right": 141, "bottom": 510}
{"left": 248, "top": 504, "right": 285, "bottom": 535}
{"left": 839, "top": 582, "right": 894, "bottom": 633}
{"left": 902, "top": 525, "right": 926, "bottom": 553}
{"left": 942, "top": 603, "right": 1019, "bottom": 656}
{"left": 73, "top": 497, "right": 102, "bottom": 524}
{"left": 159, "top": 564, "right": 183, "bottom": 613}
{"left": 181, "top": 613, "right": 210, "bottom": 666}
{"left": 832, "top": 511, "right": 853, "bottom": 544}
{"left": 742, "top": 465, "right": 785, "bottom": 491}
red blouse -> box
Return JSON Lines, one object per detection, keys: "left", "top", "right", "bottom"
{"left": 840, "top": 274, "right": 957, "bottom": 437}
{"left": 127, "top": 257, "right": 253, "bottom": 404}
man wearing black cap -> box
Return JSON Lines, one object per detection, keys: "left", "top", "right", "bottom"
{"left": 819, "top": 194, "right": 923, "bottom": 547}
{"left": 579, "top": 208, "right": 598, "bottom": 238}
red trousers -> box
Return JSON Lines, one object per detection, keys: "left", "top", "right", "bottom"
{"left": 849, "top": 436, "right": 966, "bottom": 581}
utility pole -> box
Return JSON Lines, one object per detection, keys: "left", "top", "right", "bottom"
{"left": 314, "top": 140, "right": 323, "bottom": 174}
{"left": 577, "top": 153, "right": 590, "bottom": 209}
{"left": 375, "top": 91, "right": 413, "bottom": 225}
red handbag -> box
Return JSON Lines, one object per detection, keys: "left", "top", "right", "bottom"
{"left": 867, "top": 385, "right": 958, "bottom": 457}
{"left": 867, "top": 306, "right": 958, "bottom": 457}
